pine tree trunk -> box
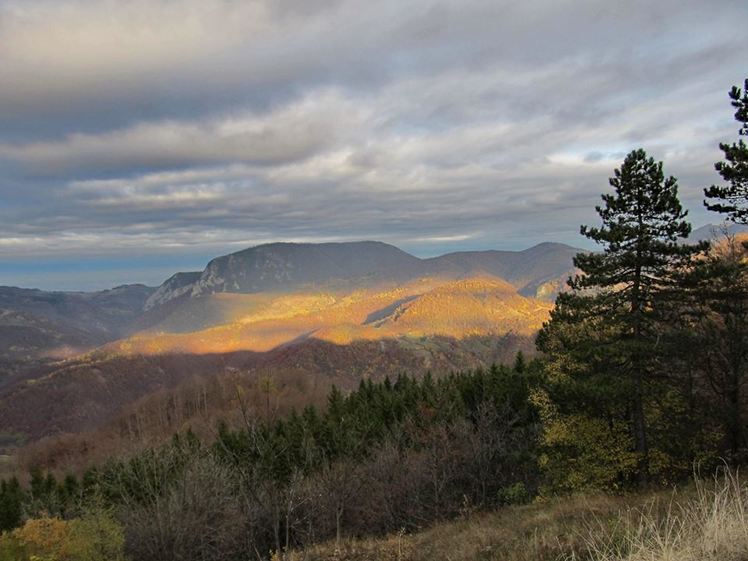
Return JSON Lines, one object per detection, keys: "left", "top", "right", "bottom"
{"left": 631, "top": 369, "right": 649, "bottom": 487}
{"left": 727, "top": 367, "right": 743, "bottom": 458}
{"left": 273, "top": 505, "right": 281, "bottom": 558}
{"left": 631, "top": 210, "right": 650, "bottom": 487}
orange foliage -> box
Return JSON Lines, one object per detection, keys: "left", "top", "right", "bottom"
{"left": 110, "top": 276, "right": 552, "bottom": 356}
{"left": 13, "top": 516, "right": 71, "bottom": 560}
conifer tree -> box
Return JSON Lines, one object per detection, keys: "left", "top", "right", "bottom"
{"left": 539, "top": 148, "right": 702, "bottom": 486}
{"left": 677, "top": 233, "right": 748, "bottom": 460}
{"left": 0, "top": 478, "right": 24, "bottom": 532}
{"left": 704, "top": 78, "right": 748, "bottom": 222}
{"left": 694, "top": 78, "right": 748, "bottom": 460}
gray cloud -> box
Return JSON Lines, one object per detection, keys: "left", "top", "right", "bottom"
{"left": 0, "top": 0, "right": 746, "bottom": 289}
{"left": 0, "top": 92, "right": 353, "bottom": 172}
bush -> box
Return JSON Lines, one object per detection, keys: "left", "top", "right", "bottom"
{"left": 13, "top": 516, "right": 70, "bottom": 560}
{"left": 0, "top": 507, "right": 125, "bottom": 561}
{"left": 117, "top": 452, "right": 245, "bottom": 561}
{"left": 0, "top": 534, "right": 27, "bottom": 561}
{"left": 498, "top": 482, "right": 529, "bottom": 506}
{"left": 67, "top": 508, "right": 126, "bottom": 561}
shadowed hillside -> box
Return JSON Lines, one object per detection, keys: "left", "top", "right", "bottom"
{"left": 0, "top": 334, "right": 532, "bottom": 443}
{"left": 0, "top": 284, "right": 154, "bottom": 363}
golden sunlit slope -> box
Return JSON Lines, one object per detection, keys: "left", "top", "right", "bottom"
{"left": 110, "top": 276, "right": 552, "bottom": 355}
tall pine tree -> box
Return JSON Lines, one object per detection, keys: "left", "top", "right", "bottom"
{"left": 704, "top": 78, "right": 748, "bottom": 223}
{"left": 539, "top": 149, "right": 702, "bottom": 487}
{"left": 676, "top": 233, "right": 748, "bottom": 460}
{"left": 693, "top": 78, "right": 748, "bottom": 460}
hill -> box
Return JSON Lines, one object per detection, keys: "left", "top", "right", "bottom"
{"left": 117, "top": 276, "right": 551, "bottom": 355}
{"left": 0, "top": 273, "right": 549, "bottom": 443}
{"left": 288, "top": 475, "right": 746, "bottom": 561}
{"left": 0, "top": 240, "right": 573, "bottom": 445}
{"left": 424, "top": 241, "right": 580, "bottom": 297}
{"left": 0, "top": 284, "right": 155, "bottom": 392}
{"left": 0, "top": 241, "right": 579, "bottom": 364}
{"left": 143, "top": 240, "right": 580, "bottom": 315}
{"left": 0, "top": 334, "right": 533, "bottom": 445}
{"left": 688, "top": 222, "right": 748, "bottom": 242}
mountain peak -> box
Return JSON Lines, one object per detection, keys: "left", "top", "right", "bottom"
{"left": 190, "top": 240, "right": 423, "bottom": 299}
{"left": 144, "top": 240, "right": 583, "bottom": 310}
{"left": 524, "top": 241, "right": 579, "bottom": 252}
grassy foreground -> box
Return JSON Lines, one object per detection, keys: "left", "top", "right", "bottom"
{"left": 287, "top": 470, "right": 748, "bottom": 561}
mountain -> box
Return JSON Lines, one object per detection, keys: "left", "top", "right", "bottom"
{"left": 424, "top": 242, "right": 580, "bottom": 298}
{"left": 145, "top": 240, "right": 581, "bottom": 315}
{"left": 0, "top": 284, "right": 154, "bottom": 365}
{"left": 0, "top": 275, "right": 550, "bottom": 443}
{"left": 0, "top": 240, "right": 580, "bottom": 376}
{"left": 0, "top": 229, "right": 734, "bottom": 479}
{"left": 145, "top": 241, "right": 427, "bottom": 309}
{"left": 688, "top": 223, "right": 748, "bottom": 242}
{"left": 144, "top": 271, "right": 201, "bottom": 311}
{"left": 113, "top": 276, "right": 552, "bottom": 355}
{"left": 0, "top": 239, "right": 580, "bottom": 446}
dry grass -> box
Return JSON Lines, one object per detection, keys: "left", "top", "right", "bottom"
{"left": 570, "top": 468, "right": 748, "bottom": 561}
{"left": 287, "top": 469, "right": 748, "bottom": 561}
{"left": 286, "top": 494, "right": 639, "bottom": 561}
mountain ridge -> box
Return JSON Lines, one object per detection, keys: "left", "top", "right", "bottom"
{"left": 0, "top": 240, "right": 581, "bottom": 369}
{"left": 0, "top": 284, "right": 155, "bottom": 365}
{"left": 145, "top": 240, "right": 582, "bottom": 312}
{"left": 0, "top": 240, "right": 576, "bottom": 444}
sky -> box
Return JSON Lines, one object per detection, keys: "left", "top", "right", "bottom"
{"left": 0, "top": 0, "right": 746, "bottom": 291}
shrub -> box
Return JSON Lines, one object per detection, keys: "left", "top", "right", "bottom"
{"left": 499, "top": 482, "right": 529, "bottom": 506}
{"left": 1, "top": 508, "right": 126, "bottom": 561}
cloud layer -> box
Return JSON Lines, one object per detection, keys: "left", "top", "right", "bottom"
{"left": 0, "top": 0, "right": 746, "bottom": 289}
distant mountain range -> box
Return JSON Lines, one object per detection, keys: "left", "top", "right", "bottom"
{"left": 688, "top": 222, "right": 748, "bottom": 242}
{"left": 0, "top": 284, "right": 153, "bottom": 366}
{"left": 0, "top": 239, "right": 583, "bottom": 444}
{"left": 0, "top": 240, "right": 581, "bottom": 365}
{"left": 144, "top": 240, "right": 580, "bottom": 310}
{"left": 0, "top": 229, "right": 721, "bottom": 446}
{"left": 0, "top": 226, "right": 739, "bottom": 465}
{"left": 0, "top": 226, "right": 737, "bottom": 360}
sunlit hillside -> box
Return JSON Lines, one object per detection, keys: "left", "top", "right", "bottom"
{"left": 111, "top": 276, "right": 552, "bottom": 355}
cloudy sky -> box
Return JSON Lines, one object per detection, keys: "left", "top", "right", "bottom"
{"left": 0, "top": 0, "right": 745, "bottom": 290}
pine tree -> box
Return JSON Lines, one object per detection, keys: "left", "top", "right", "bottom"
{"left": 539, "top": 149, "right": 703, "bottom": 486}
{"left": 694, "top": 79, "right": 748, "bottom": 459}
{"left": 704, "top": 78, "right": 748, "bottom": 223}
{"left": 0, "top": 478, "right": 24, "bottom": 532}
{"left": 679, "top": 232, "right": 748, "bottom": 461}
